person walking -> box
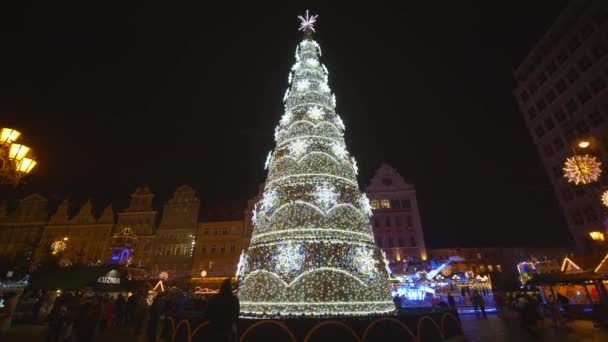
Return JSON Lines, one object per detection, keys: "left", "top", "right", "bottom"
{"left": 471, "top": 291, "right": 487, "bottom": 319}
{"left": 207, "top": 278, "right": 240, "bottom": 342}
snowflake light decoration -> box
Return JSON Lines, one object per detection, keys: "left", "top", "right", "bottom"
{"left": 335, "top": 114, "right": 345, "bottom": 130}
{"left": 296, "top": 79, "right": 310, "bottom": 91}
{"left": 308, "top": 106, "right": 324, "bottom": 120}
{"left": 319, "top": 82, "right": 331, "bottom": 93}
{"left": 159, "top": 271, "right": 169, "bottom": 280}
{"left": 359, "top": 194, "right": 373, "bottom": 217}
{"left": 306, "top": 58, "right": 319, "bottom": 67}
{"left": 236, "top": 251, "right": 248, "bottom": 278}
{"left": 280, "top": 111, "right": 292, "bottom": 126}
{"left": 315, "top": 184, "right": 338, "bottom": 209}
{"left": 381, "top": 250, "right": 391, "bottom": 275}
{"left": 261, "top": 189, "right": 278, "bottom": 211}
{"left": 332, "top": 143, "right": 348, "bottom": 159}
{"left": 264, "top": 151, "right": 272, "bottom": 170}
{"left": 351, "top": 156, "right": 358, "bottom": 175}
{"left": 298, "top": 10, "right": 318, "bottom": 32}
{"left": 563, "top": 154, "right": 602, "bottom": 185}
{"left": 251, "top": 204, "right": 257, "bottom": 225}
{"left": 354, "top": 247, "right": 378, "bottom": 279}
{"left": 274, "top": 243, "right": 304, "bottom": 275}
{"left": 602, "top": 190, "right": 608, "bottom": 208}
{"left": 289, "top": 139, "right": 308, "bottom": 157}
{"left": 51, "top": 240, "right": 67, "bottom": 254}
{"left": 283, "top": 88, "right": 290, "bottom": 102}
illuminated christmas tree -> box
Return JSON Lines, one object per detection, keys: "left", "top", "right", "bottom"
{"left": 237, "top": 11, "right": 394, "bottom": 316}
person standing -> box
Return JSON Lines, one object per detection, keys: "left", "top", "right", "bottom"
{"left": 207, "top": 278, "right": 240, "bottom": 342}
{"left": 133, "top": 291, "right": 148, "bottom": 336}
{"left": 114, "top": 294, "right": 126, "bottom": 328}
{"left": 447, "top": 294, "right": 456, "bottom": 311}
{"left": 147, "top": 293, "right": 166, "bottom": 342}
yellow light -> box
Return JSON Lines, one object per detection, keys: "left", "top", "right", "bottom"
{"left": 0, "top": 128, "right": 21, "bottom": 145}
{"left": 589, "top": 231, "right": 605, "bottom": 241}
{"left": 63, "top": 237, "right": 68, "bottom": 241}
{"left": 17, "top": 158, "right": 37, "bottom": 174}
{"left": 8, "top": 144, "right": 30, "bottom": 161}
{"left": 578, "top": 141, "right": 590, "bottom": 148}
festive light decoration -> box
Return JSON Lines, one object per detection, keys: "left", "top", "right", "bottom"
{"left": 602, "top": 190, "right": 608, "bottom": 208}
{"left": 159, "top": 271, "right": 169, "bottom": 280}
{"left": 298, "top": 10, "right": 318, "bottom": 32}
{"left": 51, "top": 240, "right": 67, "bottom": 255}
{"left": 351, "top": 157, "right": 359, "bottom": 175}
{"left": 238, "top": 11, "right": 393, "bottom": 317}
{"left": 563, "top": 154, "right": 602, "bottom": 185}
{"left": 264, "top": 151, "right": 272, "bottom": 170}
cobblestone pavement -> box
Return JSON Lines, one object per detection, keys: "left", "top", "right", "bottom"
{"left": 459, "top": 313, "right": 608, "bottom": 342}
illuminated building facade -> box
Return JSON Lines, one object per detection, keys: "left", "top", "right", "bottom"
{"left": 115, "top": 187, "right": 157, "bottom": 267}
{"left": 365, "top": 163, "right": 427, "bottom": 262}
{"left": 150, "top": 185, "right": 200, "bottom": 278}
{"left": 513, "top": 1, "right": 608, "bottom": 251}
{"left": 0, "top": 194, "right": 48, "bottom": 262}
{"left": 35, "top": 199, "right": 113, "bottom": 266}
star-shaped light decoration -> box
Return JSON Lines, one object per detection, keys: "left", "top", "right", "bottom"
{"left": 308, "top": 106, "right": 324, "bottom": 120}
{"left": 298, "top": 10, "right": 318, "bottom": 32}
{"left": 563, "top": 154, "right": 602, "bottom": 185}
{"left": 315, "top": 184, "right": 338, "bottom": 210}
{"left": 289, "top": 139, "right": 308, "bottom": 157}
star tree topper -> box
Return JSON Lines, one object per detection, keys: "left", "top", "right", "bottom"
{"left": 298, "top": 10, "right": 318, "bottom": 32}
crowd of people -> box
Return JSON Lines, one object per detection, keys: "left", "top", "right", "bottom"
{"left": 25, "top": 278, "right": 241, "bottom": 342}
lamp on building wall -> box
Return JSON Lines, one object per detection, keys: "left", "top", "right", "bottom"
{"left": 0, "top": 127, "right": 38, "bottom": 186}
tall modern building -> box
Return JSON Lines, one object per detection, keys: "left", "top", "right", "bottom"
{"left": 514, "top": 1, "right": 608, "bottom": 251}
{"left": 365, "top": 163, "right": 427, "bottom": 262}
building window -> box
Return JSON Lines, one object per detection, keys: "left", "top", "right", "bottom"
{"left": 203, "top": 229, "right": 209, "bottom": 236}
{"left": 565, "top": 99, "right": 578, "bottom": 114}
{"left": 553, "top": 137, "right": 564, "bottom": 151}
{"left": 566, "top": 68, "right": 579, "bottom": 83}
{"left": 390, "top": 199, "right": 401, "bottom": 208}
{"left": 555, "top": 79, "right": 567, "bottom": 94}
{"left": 374, "top": 218, "right": 380, "bottom": 227}
{"left": 210, "top": 245, "right": 216, "bottom": 254}
{"left": 388, "top": 237, "right": 394, "bottom": 248}
{"left": 410, "top": 237, "right": 416, "bottom": 247}
{"left": 583, "top": 206, "right": 598, "bottom": 222}
{"left": 380, "top": 200, "right": 390, "bottom": 208}
{"left": 220, "top": 244, "right": 225, "bottom": 254}
{"left": 398, "top": 238, "right": 404, "bottom": 247}
{"left": 230, "top": 243, "right": 235, "bottom": 254}
{"left": 527, "top": 107, "right": 537, "bottom": 119}
{"left": 543, "top": 144, "right": 554, "bottom": 157}
{"left": 395, "top": 216, "right": 402, "bottom": 227}
{"left": 534, "top": 125, "right": 545, "bottom": 138}
{"left": 385, "top": 217, "right": 392, "bottom": 227}
{"left": 589, "top": 111, "right": 605, "bottom": 127}
{"left": 496, "top": 265, "right": 502, "bottom": 272}
{"left": 222, "top": 227, "right": 228, "bottom": 235}
{"left": 488, "top": 265, "right": 493, "bottom": 272}
{"left": 370, "top": 200, "right": 380, "bottom": 209}
{"left": 406, "top": 215, "right": 413, "bottom": 227}
{"left": 589, "top": 77, "right": 606, "bottom": 93}
{"left": 545, "top": 89, "right": 556, "bottom": 103}
{"left": 401, "top": 199, "right": 411, "bottom": 209}
{"left": 213, "top": 228, "right": 218, "bottom": 236}
{"left": 554, "top": 108, "right": 566, "bottom": 123}
{"left": 578, "top": 88, "right": 591, "bottom": 104}
{"left": 578, "top": 55, "right": 592, "bottom": 71}
{"left": 552, "top": 165, "right": 562, "bottom": 179}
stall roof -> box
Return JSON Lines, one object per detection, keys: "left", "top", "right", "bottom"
{"left": 527, "top": 271, "right": 608, "bottom": 286}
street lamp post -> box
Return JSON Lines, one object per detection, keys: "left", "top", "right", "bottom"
{"left": 0, "top": 127, "right": 38, "bottom": 186}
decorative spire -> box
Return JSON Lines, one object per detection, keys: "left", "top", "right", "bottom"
{"left": 298, "top": 10, "right": 318, "bottom": 39}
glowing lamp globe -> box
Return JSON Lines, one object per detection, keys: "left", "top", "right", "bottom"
{"left": 200, "top": 270, "right": 207, "bottom": 277}
{"left": 563, "top": 154, "right": 602, "bottom": 185}
{"left": 578, "top": 140, "right": 590, "bottom": 148}
{"left": 17, "top": 158, "right": 37, "bottom": 174}
{"left": 0, "top": 128, "right": 20, "bottom": 145}
{"left": 8, "top": 144, "right": 30, "bottom": 161}
{"left": 602, "top": 190, "right": 608, "bottom": 208}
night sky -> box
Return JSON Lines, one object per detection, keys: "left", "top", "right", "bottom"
{"left": 1, "top": 1, "right": 572, "bottom": 247}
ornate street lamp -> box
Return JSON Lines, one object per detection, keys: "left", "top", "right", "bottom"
{"left": 0, "top": 127, "right": 38, "bottom": 186}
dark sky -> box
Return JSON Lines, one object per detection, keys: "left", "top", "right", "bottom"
{"left": 1, "top": 1, "right": 572, "bottom": 248}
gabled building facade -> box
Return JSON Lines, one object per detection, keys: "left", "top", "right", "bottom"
{"left": 0, "top": 194, "right": 48, "bottom": 262}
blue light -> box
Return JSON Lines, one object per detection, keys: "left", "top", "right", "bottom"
{"left": 111, "top": 255, "right": 119, "bottom": 260}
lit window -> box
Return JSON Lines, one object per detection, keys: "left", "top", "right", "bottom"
{"left": 380, "top": 200, "right": 390, "bottom": 208}
{"left": 230, "top": 243, "right": 235, "bottom": 254}
{"left": 488, "top": 265, "right": 493, "bottom": 272}
{"left": 496, "top": 265, "right": 502, "bottom": 272}
{"left": 220, "top": 244, "right": 225, "bottom": 254}
{"left": 406, "top": 215, "right": 413, "bottom": 227}
{"left": 210, "top": 245, "right": 216, "bottom": 254}
{"left": 370, "top": 200, "right": 380, "bottom": 209}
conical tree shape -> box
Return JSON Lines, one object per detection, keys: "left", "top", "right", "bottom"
{"left": 237, "top": 14, "right": 394, "bottom": 316}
